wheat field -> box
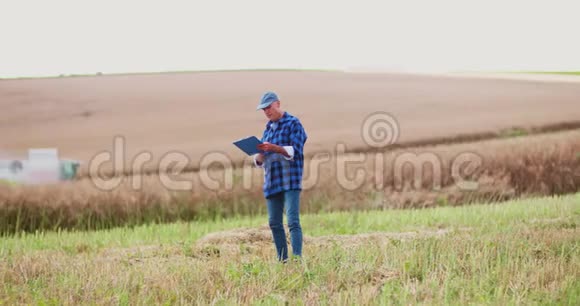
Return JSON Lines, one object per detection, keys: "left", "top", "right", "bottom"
{"left": 1, "top": 129, "right": 579, "bottom": 234}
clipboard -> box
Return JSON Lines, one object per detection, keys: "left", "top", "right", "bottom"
{"left": 233, "top": 136, "right": 263, "bottom": 156}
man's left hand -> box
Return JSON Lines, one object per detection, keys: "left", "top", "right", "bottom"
{"left": 257, "top": 142, "right": 289, "bottom": 157}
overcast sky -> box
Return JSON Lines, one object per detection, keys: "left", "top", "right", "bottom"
{"left": 1, "top": 0, "right": 579, "bottom": 77}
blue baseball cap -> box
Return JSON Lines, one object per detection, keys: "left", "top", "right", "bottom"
{"left": 256, "top": 91, "right": 279, "bottom": 110}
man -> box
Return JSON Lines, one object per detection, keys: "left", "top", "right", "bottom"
{"left": 254, "top": 91, "right": 307, "bottom": 262}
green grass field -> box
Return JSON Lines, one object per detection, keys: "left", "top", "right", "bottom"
{"left": 518, "top": 71, "right": 580, "bottom": 76}
{"left": 1, "top": 194, "right": 579, "bottom": 305}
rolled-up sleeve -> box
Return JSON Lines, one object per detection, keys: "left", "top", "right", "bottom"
{"left": 253, "top": 154, "right": 264, "bottom": 168}
{"left": 282, "top": 146, "right": 294, "bottom": 161}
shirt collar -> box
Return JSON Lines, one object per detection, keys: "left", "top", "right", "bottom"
{"left": 266, "top": 112, "right": 289, "bottom": 129}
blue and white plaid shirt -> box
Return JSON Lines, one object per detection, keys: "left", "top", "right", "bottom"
{"left": 255, "top": 112, "right": 307, "bottom": 198}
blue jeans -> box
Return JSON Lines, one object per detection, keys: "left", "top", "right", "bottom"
{"left": 266, "top": 189, "right": 302, "bottom": 261}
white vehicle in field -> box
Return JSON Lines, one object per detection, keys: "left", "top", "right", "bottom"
{"left": 0, "top": 149, "right": 80, "bottom": 185}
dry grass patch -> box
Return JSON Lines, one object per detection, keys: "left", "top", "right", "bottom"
{"left": 1, "top": 194, "right": 578, "bottom": 304}
{"left": 1, "top": 226, "right": 577, "bottom": 304}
